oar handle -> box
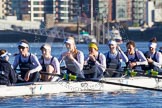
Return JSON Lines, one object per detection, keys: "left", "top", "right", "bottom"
{"left": 40, "top": 71, "right": 62, "bottom": 77}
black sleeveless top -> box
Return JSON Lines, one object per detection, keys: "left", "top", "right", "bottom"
{"left": 19, "top": 53, "right": 34, "bottom": 79}
{"left": 144, "top": 51, "right": 158, "bottom": 70}
{"left": 87, "top": 52, "right": 101, "bottom": 68}
{"left": 106, "top": 52, "right": 121, "bottom": 69}
{"left": 40, "top": 56, "right": 54, "bottom": 72}
{"left": 126, "top": 51, "right": 148, "bottom": 70}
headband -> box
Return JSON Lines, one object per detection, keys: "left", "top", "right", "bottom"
{"left": 148, "top": 42, "right": 157, "bottom": 48}
{"left": 0, "top": 51, "right": 11, "bottom": 58}
{"left": 64, "top": 38, "right": 75, "bottom": 45}
{"left": 89, "top": 43, "right": 98, "bottom": 50}
{"left": 40, "top": 44, "right": 51, "bottom": 51}
{"left": 18, "top": 42, "right": 29, "bottom": 48}
{"left": 108, "top": 40, "right": 117, "bottom": 45}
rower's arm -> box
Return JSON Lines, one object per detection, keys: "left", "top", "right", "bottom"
{"left": 52, "top": 57, "right": 60, "bottom": 74}
{"left": 58, "top": 51, "right": 67, "bottom": 63}
{"left": 136, "top": 51, "right": 148, "bottom": 66}
{"left": 95, "top": 53, "right": 106, "bottom": 72}
{"left": 29, "top": 54, "right": 42, "bottom": 74}
{"left": 9, "top": 66, "right": 17, "bottom": 84}
{"left": 13, "top": 55, "right": 19, "bottom": 70}
{"left": 119, "top": 50, "right": 128, "bottom": 62}
{"left": 153, "top": 52, "right": 162, "bottom": 68}
{"left": 73, "top": 51, "right": 84, "bottom": 71}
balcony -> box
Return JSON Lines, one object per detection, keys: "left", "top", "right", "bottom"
{"left": 60, "top": 0, "right": 70, "bottom": 1}
{"left": 70, "top": 1, "right": 78, "bottom": 5}
{"left": 60, "top": 16, "right": 69, "bottom": 20}
{"left": 6, "top": 5, "right": 12, "bottom": 10}
{"left": 133, "top": 15, "right": 143, "bottom": 19}
{"left": 2, "top": 4, "right": 7, "bottom": 8}
{"left": 5, "top": 2, "right": 12, "bottom": 5}
{"left": 60, "top": 11, "right": 69, "bottom": 13}
{"left": 60, "top": 5, "right": 69, "bottom": 7}
{"left": 2, "top": 10, "right": 7, "bottom": 13}
{"left": 69, "top": 13, "right": 77, "bottom": 16}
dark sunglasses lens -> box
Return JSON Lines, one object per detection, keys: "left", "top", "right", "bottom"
{"left": 18, "top": 46, "right": 25, "bottom": 49}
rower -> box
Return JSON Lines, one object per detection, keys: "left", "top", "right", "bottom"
{"left": 39, "top": 43, "right": 60, "bottom": 81}
{"left": 125, "top": 40, "right": 148, "bottom": 71}
{"left": 144, "top": 37, "right": 162, "bottom": 72}
{"left": 104, "top": 40, "right": 128, "bottom": 77}
{"left": 59, "top": 36, "right": 85, "bottom": 79}
{"left": 13, "top": 39, "right": 42, "bottom": 82}
{"left": 84, "top": 42, "right": 106, "bottom": 79}
{"left": 0, "top": 49, "right": 17, "bottom": 85}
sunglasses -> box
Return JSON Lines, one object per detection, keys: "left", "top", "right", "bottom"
{"left": 18, "top": 46, "right": 26, "bottom": 50}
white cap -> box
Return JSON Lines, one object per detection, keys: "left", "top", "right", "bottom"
{"left": 108, "top": 40, "right": 117, "bottom": 45}
{"left": 64, "top": 37, "right": 75, "bottom": 44}
{"left": 40, "top": 43, "right": 51, "bottom": 51}
{"left": 18, "top": 42, "right": 29, "bottom": 48}
{"left": 0, "top": 51, "right": 11, "bottom": 58}
{"left": 148, "top": 42, "right": 157, "bottom": 48}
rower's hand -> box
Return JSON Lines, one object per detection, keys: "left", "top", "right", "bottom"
{"left": 24, "top": 71, "right": 30, "bottom": 81}
{"left": 147, "top": 57, "right": 153, "bottom": 63}
{"left": 129, "top": 62, "right": 137, "bottom": 69}
{"left": 89, "top": 54, "right": 96, "bottom": 62}
{"left": 67, "top": 52, "right": 75, "bottom": 61}
{"left": 61, "top": 51, "right": 70, "bottom": 60}
{"left": 117, "top": 45, "right": 122, "bottom": 52}
{"left": 62, "top": 52, "right": 69, "bottom": 57}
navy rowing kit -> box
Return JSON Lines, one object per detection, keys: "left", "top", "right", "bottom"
{"left": 39, "top": 56, "right": 53, "bottom": 72}
{"left": 126, "top": 50, "right": 148, "bottom": 70}
{"left": 39, "top": 56, "right": 60, "bottom": 81}
{"left": 104, "top": 50, "right": 128, "bottom": 77}
{"left": 144, "top": 51, "right": 162, "bottom": 71}
{"left": 13, "top": 53, "right": 42, "bottom": 82}
{"left": 84, "top": 52, "right": 106, "bottom": 79}
{"left": 106, "top": 52, "right": 121, "bottom": 70}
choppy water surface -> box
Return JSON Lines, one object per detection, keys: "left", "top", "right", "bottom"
{"left": 0, "top": 42, "right": 162, "bottom": 108}
{"left": 0, "top": 91, "right": 162, "bottom": 108}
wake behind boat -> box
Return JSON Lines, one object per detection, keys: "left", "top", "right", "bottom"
{"left": 0, "top": 76, "right": 162, "bottom": 98}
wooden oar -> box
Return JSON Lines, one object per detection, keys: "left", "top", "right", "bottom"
{"left": 39, "top": 72, "right": 162, "bottom": 92}
{"left": 40, "top": 72, "right": 62, "bottom": 77}
{"left": 15, "top": 66, "right": 67, "bottom": 72}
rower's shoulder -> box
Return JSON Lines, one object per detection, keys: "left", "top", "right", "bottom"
{"left": 77, "top": 50, "right": 84, "bottom": 55}
{"left": 14, "top": 53, "right": 20, "bottom": 58}
{"left": 136, "top": 50, "right": 145, "bottom": 55}
{"left": 99, "top": 52, "right": 106, "bottom": 57}
{"left": 156, "top": 51, "right": 162, "bottom": 56}
{"left": 30, "top": 53, "right": 38, "bottom": 57}
{"left": 52, "top": 56, "right": 59, "bottom": 61}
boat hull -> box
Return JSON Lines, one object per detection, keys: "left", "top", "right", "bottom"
{"left": 0, "top": 77, "right": 162, "bottom": 97}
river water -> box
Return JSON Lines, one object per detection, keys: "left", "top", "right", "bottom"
{"left": 0, "top": 42, "right": 162, "bottom": 108}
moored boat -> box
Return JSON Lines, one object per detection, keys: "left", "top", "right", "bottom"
{"left": 0, "top": 76, "right": 162, "bottom": 98}
{"left": 106, "top": 26, "right": 123, "bottom": 44}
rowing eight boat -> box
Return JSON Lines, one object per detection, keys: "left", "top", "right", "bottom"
{"left": 0, "top": 76, "right": 162, "bottom": 97}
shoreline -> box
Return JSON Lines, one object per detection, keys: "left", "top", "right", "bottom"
{"left": 1, "top": 28, "right": 162, "bottom": 43}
